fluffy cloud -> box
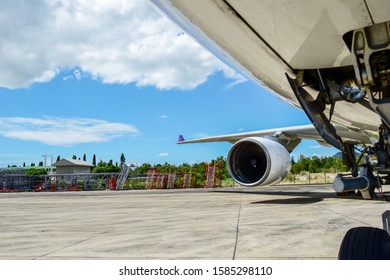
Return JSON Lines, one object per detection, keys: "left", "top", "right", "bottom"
{"left": 0, "top": 116, "right": 140, "bottom": 146}
{"left": 0, "top": 0, "right": 240, "bottom": 90}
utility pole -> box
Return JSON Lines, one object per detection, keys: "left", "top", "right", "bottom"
{"left": 42, "top": 154, "right": 54, "bottom": 174}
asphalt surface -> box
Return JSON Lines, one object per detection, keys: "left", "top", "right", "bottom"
{"left": 0, "top": 184, "right": 389, "bottom": 259}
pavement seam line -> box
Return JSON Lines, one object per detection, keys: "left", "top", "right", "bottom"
{"left": 317, "top": 205, "right": 372, "bottom": 226}
{"left": 232, "top": 191, "right": 243, "bottom": 260}
{"left": 32, "top": 225, "right": 122, "bottom": 260}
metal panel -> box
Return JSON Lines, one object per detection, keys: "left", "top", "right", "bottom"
{"left": 227, "top": 0, "right": 372, "bottom": 68}
{"left": 366, "top": 0, "right": 390, "bottom": 24}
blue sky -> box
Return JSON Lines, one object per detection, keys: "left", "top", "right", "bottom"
{"left": 0, "top": 0, "right": 338, "bottom": 167}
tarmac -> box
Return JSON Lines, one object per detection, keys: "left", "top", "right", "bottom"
{"left": 0, "top": 184, "right": 389, "bottom": 260}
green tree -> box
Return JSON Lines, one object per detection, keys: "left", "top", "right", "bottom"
{"left": 92, "top": 160, "right": 120, "bottom": 173}
{"left": 83, "top": 153, "right": 86, "bottom": 161}
{"left": 92, "top": 154, "right": 96, "bottom": 166}
{"left": 291, "top": 154, "right": 347, "bottom": 174}
{"left": 120, "top": 153, "right": 126, "bottom": 165}
{"left": 191, "top": 162, "right": 207, "bottom": 187}
{"left": 25, "top": 168, "right": 48, "bottom": 176}
{"left": 135, "top": 163, "right": 152, "bottom": 174}
{"left": 211, "top": 156, "right": 229, "bottom": 180}
{"left": 72, "top": 155, "right": 77, "bottom": 160}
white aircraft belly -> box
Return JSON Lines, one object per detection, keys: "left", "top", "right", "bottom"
{"left": 153, "top": 0, "right": 388, "bottom": 130}
{"left": 227, "top": 0, "right": 373, "bottom": 69}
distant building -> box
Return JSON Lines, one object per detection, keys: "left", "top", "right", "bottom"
{"left": 53, "top": 159, "right": 93, "bottom": 174}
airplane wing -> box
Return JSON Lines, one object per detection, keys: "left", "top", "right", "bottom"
{"left": 177, "top": 123, "right": 374, "bottom": 188}
{"left": 178, "top": 124, "right": 374, "bottom": 147}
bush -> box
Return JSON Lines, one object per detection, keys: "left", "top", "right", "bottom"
{"left": 25, "top": 168, "right": 48, "bottom": 176}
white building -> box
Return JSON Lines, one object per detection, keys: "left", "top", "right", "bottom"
{"left": 53, "top": 159, "right": 93, "bottom": 174}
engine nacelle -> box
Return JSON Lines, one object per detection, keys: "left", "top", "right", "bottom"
{"left": 227, "top": 137, "right": 291, "bottom": 186}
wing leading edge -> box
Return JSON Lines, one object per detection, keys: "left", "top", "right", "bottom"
{"left": 178, "top": 124, "right": 374, "bottom": 148}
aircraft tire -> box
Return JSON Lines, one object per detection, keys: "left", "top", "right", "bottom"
{"left": 338, "top": 227, "right": 390, "bottom": 259}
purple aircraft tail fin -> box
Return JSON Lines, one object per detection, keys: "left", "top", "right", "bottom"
{"left": 178, "top": 135, "right": 185, "bottom": 142}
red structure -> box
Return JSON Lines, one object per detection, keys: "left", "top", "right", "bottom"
{"left": 182, "top": 170, "right": 192, "bottom": 188}
{"left": 146, "top": 162, "right": 223, "bottom": 189}
{"left": 204, "top": 161, "right": 222, "bottom": 188}
{"left": 166, "top": 171, "right": 176, "bottom": 189}
{"left": 146, "top": 169, "right": 155, "bottom": 189}
{"left": 108, "top": 176, "right": 117, "bottom": 190}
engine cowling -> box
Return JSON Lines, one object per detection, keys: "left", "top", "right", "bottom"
{"left": 227, "top": 137, "right": 291, "bottom": 186}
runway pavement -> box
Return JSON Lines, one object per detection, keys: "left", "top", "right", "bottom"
{"left": 0, "top": 184, "right": 389, "bottom": 260}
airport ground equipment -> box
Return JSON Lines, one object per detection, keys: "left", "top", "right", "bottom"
{"left": 145, "top": 170, "right": 167, "bottom": 189}
{"left": 116, "top": 163, "right": 130, "bottom": 190}
{"left": 204, "top": 161, "right": 222, "bottom": 188}
{"left": 182, "top": 170, "right": 192, "bottom": 188}
{"left": 145, "top": 162, "right": 223, "bottom": 189}
{"left": 156, "top": 173, "right": 165, "bottom": 189}
{"left": 145, "top": 169, "right": 155, "bottom": 189}
{"left": 166, "top": 171, "right": 177, "bottom": 189}
{"left": 108, "top": 176, "right": 117, "bottom": 190}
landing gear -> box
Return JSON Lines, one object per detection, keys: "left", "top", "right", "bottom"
{"left": 286, "top": 21, "right": 390, "bottom": 259}
{"left": 338, "top": 227, "right": 390, "bottom": 259}
{"left": 332, "top": 165, "right": 378, "bottom": 199}
{"left": 332, "top": 124, "right": 390, "bottom": 199}
{"left": 338, "top": 212, "right": 390, "bottom": 260}
{"left": 288, "top": 67, "right": 387, "bottom": 199}
{"left": 286, "top": 21, "right": 390, "bottom": 200}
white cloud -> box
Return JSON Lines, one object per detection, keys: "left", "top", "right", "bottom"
{"left": 159, "top": 115, "right": 168, "bottom": 119}
{"left": 0, "top": 116, "right": 140, "bottom": 146}
{"left": 158, "top": 153, "right": 169, "bottom": 157}
{"left": 223, "top": 69, "right": 248, "bottom": 90}
{"left": 310, "top": 145, "right": 322, "bottom": 149}
{"left": 0, "top": 0, "right": 240, "bottom": 90}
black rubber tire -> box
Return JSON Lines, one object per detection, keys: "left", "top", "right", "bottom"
{"left": 338, "top": 227, "right": 390, "bottom": 259}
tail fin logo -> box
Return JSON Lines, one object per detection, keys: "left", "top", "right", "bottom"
{"left": 178, "top": 135, "right": 185, "bottom": 142}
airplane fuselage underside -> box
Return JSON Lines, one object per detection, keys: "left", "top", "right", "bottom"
{"left": 158, "top": 0, "right": 386, "bottom": 130}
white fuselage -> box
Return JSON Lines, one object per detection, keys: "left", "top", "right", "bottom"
{"left": 152, "top": 0, "right": 390, "bottom": 132}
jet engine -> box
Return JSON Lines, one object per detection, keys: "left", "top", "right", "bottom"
{"left": 227, "top": 137, "right": 291, "bottom": 187}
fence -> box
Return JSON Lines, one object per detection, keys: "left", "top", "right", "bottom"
{"left": 0, "top": 171, "right": 340, "bottom": 193}
{"left": 0, "top": 173, "right": 118, "bottom": 192}
{"left": 280, "top": 172, "right": 338, "bottom": 185}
